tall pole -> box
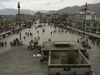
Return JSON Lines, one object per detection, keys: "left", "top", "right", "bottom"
{"left": 82, "top": 2, "right": 87, "bottom": 41}
{"left": 18, "top": 1, "right": 21, "bottom": 40}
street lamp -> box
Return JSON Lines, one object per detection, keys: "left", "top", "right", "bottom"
{"left": 17, "top": 1, "right": 21, "bottom": 40}
{"left": 81, "top": 2, "right": 87, "bottom": 44}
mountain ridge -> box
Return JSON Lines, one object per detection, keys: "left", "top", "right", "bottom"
{"left": 47, "top": 2, "right": 100, "bottom": 14}
{"left": 0, "top": 2, "right": 100, "bottom": 15}
{"left": 0, "top": 9, "right": 49, "bottom": 15}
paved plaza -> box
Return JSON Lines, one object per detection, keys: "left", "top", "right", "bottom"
{"left": 0, "top": 22, "right": 100, "bottom": 75}
{"left": 0, "top": 45, "right": 48, "bottom": 75}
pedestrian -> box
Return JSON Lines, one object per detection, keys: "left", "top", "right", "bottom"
{"left": 37, "top": 31, "right": 39, "bottom": 33}
{"left": 93, "top": 41, "right": 95, "bottom": 45}
{"left": 86, "top": 39, "right": 88, "bottom": 43}
{"left": 28, "top": 33, "right": 29, "bottom": 36}
{"left": 24, "top": 36, "right": 25, "bottom": 40}
{"left": 28, "top": 46, "right": 30, "bottom": 49}
{"left": 77, "top": 39, "right": 79, "bottom": 43}
{"left": 5, "top": 41, "right": 7, "bottom": 46}
{"left": 51, "top": 32, "right": 52, "bottom": 35}
{"left": 49, "top": 39, "right": 51, "bottom": 41}
{"left": 38, "top": 36, "right": 40, "bottom": 40}
{"left": 81, "top": 37, "right": 82, "bottom": 40}
{"left": 29, "top": 41, "right": 31, "bottom": 45}
{"left": 31, "top": 39, "right": 33, "bottom": 43}
{"left": 2, "top": 42, "right": 4, "bottom": 47}
{"left": 17, "top": 40, "right": 19, "bottom": 45}
{"left": 14, "top": 40, "right": 16, "bottom": 46}
{"left": 30, "top": 44, "right": 32, "bottom": 50}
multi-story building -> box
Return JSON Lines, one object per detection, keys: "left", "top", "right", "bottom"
{"left": 76, "top": 10, "right": 100, "bottom": 21}
{"left": 0, "top": 15, "right": 14, "bottom": 31}
{"left": 67, "top": 10, "right": 100, "bottom": 32}
{"left": 42, "top": 13, "right": 46, "bottom": 18}
{"left": 16, "top": 14, "right": 32, "bottom": 21}
{"left": 46, "top": 14, "right": 59, "bottom": 23}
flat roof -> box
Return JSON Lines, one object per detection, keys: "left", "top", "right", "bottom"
{"left": 55, "top": 42, "right": 69, "bottom": 45}
{"left": 42, "top": 41, "right": 86, "bottom": 51}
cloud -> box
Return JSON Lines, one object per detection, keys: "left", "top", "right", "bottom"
{"left": 0, "top": 0, "right": 100, "bottom": 10}
{"left": 60, "top": 0, "right": 63, "bottom": 2}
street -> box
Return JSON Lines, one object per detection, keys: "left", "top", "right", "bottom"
{"left": 0, "top": 21, "right": 100, "bottom": 75}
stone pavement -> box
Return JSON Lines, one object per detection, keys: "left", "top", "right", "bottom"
{"left": 0, "top": 22, "right": 100, "bottom": 75}
{"left": 0, "top": 45, "right": 48, "bottom": 75}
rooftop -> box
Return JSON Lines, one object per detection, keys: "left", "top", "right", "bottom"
{"left": 42, "top": 41, "right": 86, "bottom": 51}
{"left": 48, "top": 50, "right": 91, "bottom": 68}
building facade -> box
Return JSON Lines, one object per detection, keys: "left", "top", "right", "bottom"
{"left": 0, "top": 15, "right": 14, "bottom": 31}
{"left": 67, "top": 10, "right": 100, "bottom": 32}
{"left": 16, "top": 14, "right": 32, "bottom": 21}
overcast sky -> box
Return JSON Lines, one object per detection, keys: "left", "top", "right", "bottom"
{"left": 0, "top": 0, "right": 100, "bottom": 10}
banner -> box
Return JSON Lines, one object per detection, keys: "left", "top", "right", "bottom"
{"left": 0, "top": 26, "right": 2, "bottom": 29}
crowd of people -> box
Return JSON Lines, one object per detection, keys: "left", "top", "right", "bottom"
{"left": 25, "top": 32, "right": 33, "bottom": 36}
{"left": 0, "top": 41, "right": 7, "bottom": 47}
{"left": 10, "top": 38, "right": 20, "bottom": 46}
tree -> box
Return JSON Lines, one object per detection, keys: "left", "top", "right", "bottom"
{"left": 67, "top": 50, "right": 77, "bottom": 64}
{"left": 40, "top": 17, "right": 42, "bottom": 21}
{"left": 58, "top": 13, "right": 69, "bottom": 23}
{"left": 32, "top": 18, "right": 35, "bottom": 22}
{"left": 43, "top": 17, "right": 46, "bottom": 22}
{"left": 40, "top": 17, "right": 42, "bottom": 25}
{"left": 53, "top": 13, "right": 59, "bottom": 15}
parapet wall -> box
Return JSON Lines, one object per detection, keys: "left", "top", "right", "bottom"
{"left": 48, "top": 68, "right": 91, "bottom": 75}
{"left": 48, "top": 50, "right": 91, "bottom": 75}
{"left": 77, "top": 50, "right": 89, "bottom": 64}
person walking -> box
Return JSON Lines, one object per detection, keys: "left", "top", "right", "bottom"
{"left": 86, "top": 39, "right": 88, "bottom": 43}
{"left": 77, "top": 39, "right": 79, "bottom": 43}
{"left": 24, "top": 36, "right": 25, "bottom": 40}
{"left": 38, "top": 36, "right": 40, "bottom": 40}
{"left": 51, "top": 32, "right": 52, "bottom": 35}
{"left": 5, "top": 41, "right": 7, "bottom": 46}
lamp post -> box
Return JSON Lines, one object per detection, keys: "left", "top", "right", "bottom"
{"left": 81, "top": 2, "right": 87, "bottom": 44}
{"left": 83, "top": 2, "right": 87, "bottom": 39}
{"left": 17, "top": 1, "right": 21, "bottom": 40}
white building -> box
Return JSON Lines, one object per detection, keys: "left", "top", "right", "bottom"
{"left": 76, "top": 10, "right": 100, "bottom": 21}
{"left": 67, "top": 10, "right": 100, "bottom": 32}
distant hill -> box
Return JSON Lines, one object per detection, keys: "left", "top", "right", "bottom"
{"left": 0, "top": 9, "right": 36, "bottom": 15}
{"left": 47, "top": 3, "right": 100, "bottom": 14}
{"left": 0, "top": 9, "right": 49, "bottom": 15}
{"left": 0, "top": 2, "right": 100, "bottom": 15}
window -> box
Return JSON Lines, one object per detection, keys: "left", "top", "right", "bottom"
{"left": 99, "top": 24, "right": 100, "bottom": 27}
{"left": 93, "top": 23, "right": 97, "bottom": 27}
{"left": 87, "top": 23, "right": 90, "bottom": 26}
{"left": 91, "top": 16, "right": 93, "bottom": 18}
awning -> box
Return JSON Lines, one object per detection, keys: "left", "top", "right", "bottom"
{"left": 4, "top": 25, "right": 8, "bottom": 27}
{"left": 95, "top": 31, "right": 100, "bottom": 34}
{"left": 2, "top": 26, "right": 4, "bottom": 28}
{"left": 0, "top": 26, "right": 2, "bottom": 29}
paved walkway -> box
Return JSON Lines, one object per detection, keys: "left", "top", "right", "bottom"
{"left": 0, "top": 22, "right": 100, "bottom": 75}
{"left": 0, "top": 45, "right": 48, "bottom": 75}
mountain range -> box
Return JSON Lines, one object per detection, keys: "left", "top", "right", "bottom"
{"left": 0, "top": 9, "right": 49, "bottom": 15}
{"left": 0, "top": 2, "right": 100, "bottom": 15}
{"left": 47, "top": 3, "right": 100, "bottom": 14}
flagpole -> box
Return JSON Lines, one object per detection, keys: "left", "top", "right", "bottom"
{"left": 81, "top": 2, "right": 87, "bottom": 45}
{"left": 18, "top": 1, "right": 21, "bottom": 40}
{"left": 83, "top": 2, "right": 87, "bottom": 39}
